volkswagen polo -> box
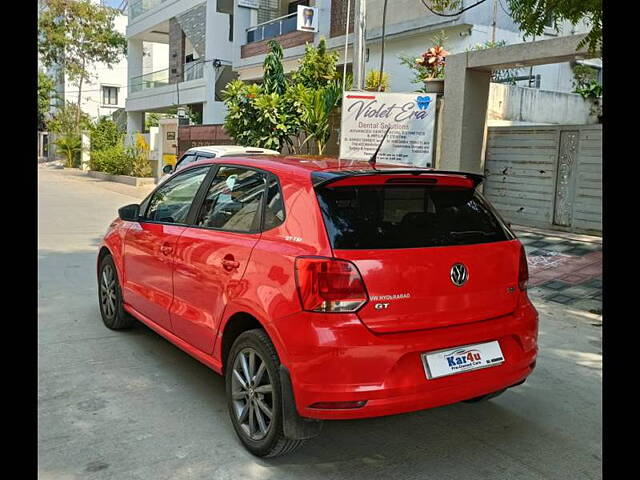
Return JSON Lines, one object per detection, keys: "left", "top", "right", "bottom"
{"left": 97, "top": 155, "right": 538, "bottom": 457}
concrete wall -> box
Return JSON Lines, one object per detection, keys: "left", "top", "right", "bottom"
{"left": 487, "top": 83, "right": 598, "bottom": 125}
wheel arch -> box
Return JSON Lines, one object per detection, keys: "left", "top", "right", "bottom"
{"left": 218, "top": 309, "right": 288, "bottom": 375}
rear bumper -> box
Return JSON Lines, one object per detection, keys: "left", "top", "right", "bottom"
{"left": 272, "top": 296, "right": 538, "bottom": 420}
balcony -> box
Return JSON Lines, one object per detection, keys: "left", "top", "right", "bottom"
{"left": 129, "top": 0, "right": 169, "bottom": 20}
{"left": 184, "top": 60, "right": 204, "bottom": 82}
{"left": 130, "top": 67, "right": 169, "bottom": 94}
{"left": 242, "top": 12, "right": 313, "bottom": 59}
{"left": 129, "top": 60, "right": 204, "bottom": 94}
{"left": 246, "top": 13, "right": 297, "bottom": 44}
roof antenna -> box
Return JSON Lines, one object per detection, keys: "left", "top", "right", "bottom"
{"left": 369, "top": 126, "right": 392, "bottom": 170}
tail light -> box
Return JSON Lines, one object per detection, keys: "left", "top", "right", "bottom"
{"left": 518, "top": 244, "right": 529, "bottom": 291}
{"left": 294, "top": 257, "right": 368, "bottom": 313}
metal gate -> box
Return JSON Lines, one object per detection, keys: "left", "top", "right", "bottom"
{"left": 483, "top": 125, "right": 602, "bottom": 235}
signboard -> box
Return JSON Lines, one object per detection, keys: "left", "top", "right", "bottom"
{"left": 297, "top": 5, "right": 319, "bottom": 33}
{"left": 339, "top": 91, "right": 438, "bottom": 167}
{"left": 238, "top": 0, "right": 259, "bottom": 9}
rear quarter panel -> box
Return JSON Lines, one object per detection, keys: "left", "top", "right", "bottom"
{"left": 212, "top": 171, "right": 333, "bottom": 367}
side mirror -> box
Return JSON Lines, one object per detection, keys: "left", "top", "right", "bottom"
{"left": 118, "top": 203, "right": 140, "bottom": 222}
{"left": 163, "top": 164, "right": 174, "bottom": 174}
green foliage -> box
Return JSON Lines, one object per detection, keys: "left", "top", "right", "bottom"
{"left": 38, "top": 0, "right": 127, "bottom": 131}
{"left": 55, "top": 134, "right": 82, "bottom": 168}
{"left": 89, "top": 135, "right": 152, "bottom": 177}
{"left": 425, "top": 0, "right": 601, "bottom": 55}
{"left": 38, "top": 70, "right": 56, "bottom": 129}
{"left": 90, "top": 141, "right": 131, "bottom": 175}
{"left": 292, "top": 38, "right": 339, "bottom": 89}
{"left": 222, "top": 80, "right": 263, "bottom": 147}
{"left": 90, "top": 117, "right": 124, "bottom": 152}
{"left": 570, "top": 64, "right": 602, "bottom": 121}
{"left": 365, "top": 70, "right": 390, "bottom": 92}
{"left": 298, "top": 81, "right": 343, "bottom": 155}
{"left": 572, "top": 64, "right": 598, "bottom": 89}
{"left": 131, "top": 134, "right": 153, "bottom": 177}
{"left": 48, "top": 102, "right": 92, "bottom": 135}
{"left": 222, "top": 39, "right": 344, "bottom": 154}
{"left": 145, "top": 107, "right": 200, "bottom": 129}
{"left": 263, "top": 40, "right": 287, "bottom": 95}
{"left": 468, "top": 41, "right": 523, "bottom": 84}
{"left": 506, "top": 0, "right": 602, "bottom": 54}
{"left": 398, "top": 30, "right": 449, "bottom": 91}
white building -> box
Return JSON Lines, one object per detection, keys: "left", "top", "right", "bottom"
{"left": 45, "top": 2, "right": 130, "bottom": 122}
{"left": 125, "top": 0, "right": 236, "bottom": 135}
{"left": 123, "top": 0, "right": 601, "bottom": 137}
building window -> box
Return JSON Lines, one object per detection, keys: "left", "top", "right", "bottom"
{"left": 102, "top": 86, "right": 119, "bottom": 106}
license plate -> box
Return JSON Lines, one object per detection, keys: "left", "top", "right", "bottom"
{"left": 421, "top": 341, "right": 505, "bottom": 379}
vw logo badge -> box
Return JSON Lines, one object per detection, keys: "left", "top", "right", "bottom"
{"left": 450, "top": 263, "right": 468, "bottom": 287}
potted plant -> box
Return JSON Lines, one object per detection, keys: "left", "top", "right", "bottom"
{"left": 416, "top": 45, "right": 448, "bottom": 94}
{"left": 399, "top": 32, "right": 449, "bottom": 94}
{"left": 365, "top": 70, "right": 390, "bottom": 92}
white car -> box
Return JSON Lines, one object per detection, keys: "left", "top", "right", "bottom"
{"left": 162, "top": 145, "right": 280, "bottom": 176}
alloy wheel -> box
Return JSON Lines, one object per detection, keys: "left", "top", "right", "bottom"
{"left": 100, "top": 264, "right": 117, "bottom": 319}
{"left": 231, "top": 347, "right": 274, "bottom": 441}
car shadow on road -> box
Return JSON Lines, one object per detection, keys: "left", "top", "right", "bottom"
{"left": 123, "top": 319, "right": 593, "bottom": 477}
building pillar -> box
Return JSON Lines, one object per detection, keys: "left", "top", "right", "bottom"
{"left": 126, "top": 111, "right": 145, "bottom": 143}
{"left": 440, "top": 53, "right": 491, "bottom": 173}
{"left": 169, "top": 18, "right": 186, "bottom": 84}
{"left": 128, "top": 38, "right": 144, "bottom": 91}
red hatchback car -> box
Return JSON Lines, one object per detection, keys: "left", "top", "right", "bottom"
{"left": 98, "top": 155, "right": 538, "bottom": 457}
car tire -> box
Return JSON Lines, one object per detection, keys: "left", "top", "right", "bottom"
{"left": 226, "top": 329, "right": 305, "bottom": 458}
{"left": 98, "top": 255, "right": 134, "bottom": 330}
{"left": 462, "top": 388, "right": 507, "bottom": 403}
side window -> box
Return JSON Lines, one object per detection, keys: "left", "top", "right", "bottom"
{"left": 144, "top": 167, "right": 209, "bottom": 224}
{"left": 195, "top": 166, "right": 266, "bottom": 233}
{"left": 263, "top": 176, "right": 285, "bottom": 230}
{"left": 176, "top": 153, "right": 197, "bottom": 170}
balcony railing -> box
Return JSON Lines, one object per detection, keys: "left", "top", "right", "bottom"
{"left": 129, "top": 61, "right": 203, "bottom": 94}
{"left": 184, "top": 60, "right": 204, "bottom": 82}
{"left": 129, "top": 0, "right": 168, "bottom": 20}
{"left": 246, "top": 12, "right": 297, "bottom": 44}
{"left": 130, "top": 68, "right": 169, "bottom": 94}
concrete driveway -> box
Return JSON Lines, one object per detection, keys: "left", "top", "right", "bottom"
{"left": 38, "top": 169, "right": 602, "bottom": 479}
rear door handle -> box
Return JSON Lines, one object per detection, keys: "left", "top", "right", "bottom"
{"left": 160, "top": 243, "right": 173, "bottom": 256}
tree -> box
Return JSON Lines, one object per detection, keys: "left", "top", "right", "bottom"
{"left": 38, "top": 0, "right": 127, "bottom": 132}
{"left": 291, "top": 38, "right": 339, "bottom": 89}
{"left": 263, "top": 40, "right": 287, "bottom": 95}
{"left": 38, "top": 70, "right": 56, "bottom": 130}
{"left": 507, "top": 0, "right": 601, "bottom": 53}
{"left": 423, "top": 0, "right": 602, "bottom": 54}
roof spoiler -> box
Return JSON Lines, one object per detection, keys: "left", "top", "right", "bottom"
{"left": 311, "top": 169, "right": 485, "bottom": 189}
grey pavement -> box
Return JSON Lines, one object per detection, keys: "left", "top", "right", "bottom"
{"left": 38, "top": 169, "right": 602, "bottom": 480}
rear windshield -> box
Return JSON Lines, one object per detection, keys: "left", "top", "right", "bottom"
{"left": 315, "top": 185, "right": 513, "bottom": 249}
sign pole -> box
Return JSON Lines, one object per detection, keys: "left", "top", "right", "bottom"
{"left": 353, "top": 0, "right": 366, "bottom": 91}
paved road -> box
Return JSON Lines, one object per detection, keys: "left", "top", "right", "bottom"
{"left": 38, "top": 169, "right": 602, "bottom": 479}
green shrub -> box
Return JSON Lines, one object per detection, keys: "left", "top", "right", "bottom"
{"left": 90, "top": 117, "right": 124, "bottom": 152}
{"left": 89, "top": 135, "right": 153, "bottom": 177}
{"left": 89, "top": 141, "right": 131, "bottom": 175}
{"left": 55, "top": 133, "right": 82, "bottom": 168}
